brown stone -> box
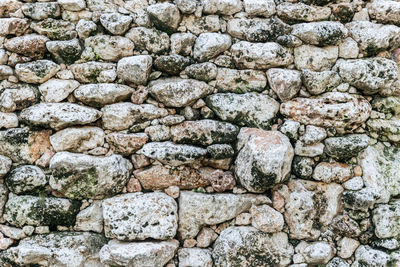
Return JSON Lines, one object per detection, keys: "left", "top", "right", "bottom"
{"left": 131, "top": 85, "right": 148, "bottom": 104}
{"left": 199, "top": 168, "right": 235, "bottom": 192}
{"left": 5, "top": 35, "right": 49, "bottom": 59}
{"left": 312, "top": 162, "right": 354, "bottom": 183}
{"left": 126, "top": 178, "right": 142, "bottom": 193}
{"left": 106, "top": 132, "right": 149, "bottom": 156}
{"left": 202, "top": 158, "right": 232, "bottom": 170}
{"left": 131, "top": 154, "right": 151, "bottom": 169}
{"left": 196, "top": 227, "right": 217, "bottom": 248}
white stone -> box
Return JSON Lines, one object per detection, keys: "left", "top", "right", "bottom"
{"left": 266, "top": 68, "right": 301, "bottom": 101}
{"left": 296, "top": 241, "right": 335, "bottom": 265}
{"left": 295, "top": 141, "right": 324, "bottom": 157}
{"left": 372, "top": 200, "right": 400, "bottom": 239}
{"left": 0, "top": 155, "right": 12, "bottom": 178}
{"left": 203, "top": 0, "right": 243, "bottom": 15}
{"left": 244, "top": 0, "right": 275, "bottom": 17}
{"left": 39, "top": 79, "right": 80, "bottom": 102}
{"left": 147, "top": 3, "right": 181, "bottom": 32}
{"left": 250, "top": 204, "right": 284, "bottom": 233}
{"left": 368, "top": 0, "right": 400, "bottom": 26}
{"left": 178, "top": 248, "right": 213, "bottom": 267}
{"left": 75, "top": 200, "right": 103, "bottom": 233}
{"left": 0, "top": 113, "right": 18, "bottom": 129}
{"left": 292, "top": 21, "right": 347, "bottom": 46}
{"left": 277, "top": 2, "right": 331, "bottom": 22}
{"left": 100, "top": 13, "right": 132, "bottom": 35}
{"left": 85, "top": 35, "right": 134, "bottom": 62}
{"left": 117, "top": 55, "right": 152, "bottom": 85}
{"left": 193, "top": 33, "right": 231, "bottom": 62}
{"left": 337, "top": 237, "right": 359, "bottom": 259}
{"left": 15, "top": 60, "right": 60, "bottom": 84}
{"left": 74, "top": 83, "right": 134, "bottom": 107}
{"left": 58, "top": 0, "right": 86, "bottom": 11}
{"left": 294, "top": 45, "right": 338, "bottom": 71}
{"left": 339, "top": 37, "right": 359, "bottom": 59}
{"left": 353, "top": 245, "right": 391, "bottom": 267}
{"left": 50, "top": 127, "right": 104, "bottom": 152}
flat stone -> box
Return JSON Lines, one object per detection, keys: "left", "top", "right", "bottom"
{"left": 139, "top": 141, "right": 206, "bottom": 166}
{"left": 244, "top": 0, "right": 276, "bottom": 17}
{"left": 334, "top": 58, "right": 398, "bottom": 95}
{"left": 4, "top": 34, "right": 49, "bottom": 59}
{"left": 106, "top": 132, "right": 148, "bottom": 155}
{"left": 178, "top": 191, "right": 270, "bottom": 239}
{"left": 292, "top": 21, "right": 347, "bottom": 46}
{"left": 0, "top": 84, "right": 39, "bottom": 113}
{"left": 277, "top": 2, "right": 331, "bottom": 23}
{"left": 170, "top": 119, "right": 239, "bottom": 146}
{"left": 3, "top": 194, "right": 80, "bottom": 227}
{"left": 369, "top": 0, "right": 400, "bottom": 25}
{"left": 74, "top": 83, "right": 134, "bottom": 107}
{"left": 294, "top": 141, "right": 324, "bottom": 157}
{"left": 193, "top": 33, "right": 231, "bottom": 62}
{"left": 69, "top": 61, "right": 116, "bottom": 83}
{"left": 74, "top": 200, "right": 103, "bottom": 233}
{"left": 46, "top": 39, "right": 82, "bottom": 65}
{"left": 39, "top": 79, "right": 80, "bottom": 102}
{"left": 103, "top": 192, "right": 178, "bottom": 241}
{"left": 101, "top": 103, "right": 168, "bottom": 131}
{"left": 372, "top": 200, "right": 400, "bottom": 239}
{"left": 236, "top": 128, "right": 293, "bottom": 193}
{"left": 15, "top": 60, "right": 60, "bottom": 84}
{"left": 231, "top": 41, "right": 293, "bottom": 70}
{"left": 21, "top": 2, "right": 60, "bottom": 20}
{"left": 85, "top": 35, "right": 134, "bottom": 62}
{"left": 203, "top": 0, "right": 243, "bottom": 15}
{"left": 149, "top": 78, "right": 213, "bottom": 108}
{"left": 5, "top": 165, "right": 47, "bottom": 195}
{"left": 0, "top": 18, "right": 29, "bottom": 36}
{"left": 117, "top": 55, "right": 152, "bottom": 85}
{"left": 126, "top": 27, "right": 170, "bottom": 54}
{"left": 302, "top": 70, "right": 341, "bottom": 95}
{"left": 267, "top": 68, "right": 301, "bottom": 101}
{"left": 147, "top": 3, "right": 181, "bottom": 32}
{"left": 280, "top": 92, "right": 371, "bottom": 132}
{"left": 100, "top": 13, "right": 132, "bottom": 35}
{"left": 206, "top": 93, "right": 279, "bottom": 129}
{"left": 294, "top": 45, "right": 338, "bottom": 71}
{"left": 215, "top": 68, "right": 267, "bottom": 93}
{"left": 312, "top": 162, "right": 353, "bottom": 183}
{"left": 178, "top": 248, "right": 213, "bottom": 267}
{"left": 50, "top": 126, "right": 104, "bottom": 152}
{"left": 324, "top": 134, "right": 369, "bottom": 160}
{"left": 20, "top": 103, "right": 101, "bottom": 130}
{"left": 213, "top": 226, "right": 293, "bottom": 266}
{"left": 49, "top": 152, "right": 132, "bottom": 199}
{"left": 31, "top": 18, "right": 77, "bottom": 40}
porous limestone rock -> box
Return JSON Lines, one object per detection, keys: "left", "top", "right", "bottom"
{"left": 291, "top": 21, "right": 347, "bottom": 46}
{"left": 46, "top": 39, "right": 82, "bottom": 65}
{"left": 105, "top": 132, "right": 148, "bottom": 155}
{"left": 84, "top": 35, "right": 134, "bottom": 62}
{"left": 117, "top": 55, "right": 152, "bottom": 85}
{"left": 277, "top": 2, "right": 331, "bottom": 23}
{"left": 193, "top": 33, "right": 231, "bottom": 62}
{"left": 203, "top": 0, "right": 243, "bottom": 15}
{"left": 100, "top": 13, "right": 132, "bottom": 35}
{"left": 178, "top": 248, "right": 213, "bottom": 267}
{"left": 74, "top": 200, "right": 103, "bottom": 233}
{"left": 69, "top": 61, "right": 116, "bottom": 83}
{"left": 301, "top": 70, "right": 341, "bottom": 95}
{"left": 266, "top": 68, "right": 301, "bottom": 101}
{"left": 215, "top": 68, "right": 266, "bottom": 93}
{"left": 74, "top": 83, "right": 134, "bottom": 107}
{"left": 294, "top": 45, "right": 338, "bottom": 71}
{"left": 250, "top": 204, "right": 284, "bottom": 233}
{"left": 21, "top": 2, "right": 60, "bottom": 20}
{"left": 352, "top": 245, "right": 391, "bottom": 267}
{"left": 30, "top": 19, "right": 77, "bottom": 40}
{"left": 5, "top": 165, "right": 47, "bottom": 195}
{"left": 0, "top": 85, "right": 39, "bottom": 113}
{"left": 147, "top": 3, "right": 181, "bottom": 32}
{"left": 50, "top": 126, "right": 104, "bottom": 152}
{"left": 39, "top": 79, "right": 80, "bottom": 103}
{"left": 0, "top": 155, "right": 12, "bottom": 178}
{"left": 126, "top": 27, "right": 170, "bottom": 54}
{"left": 368, "top": 0, "right": 400, "bottom": 25}
{"left": 0, "top": 18, "right": 29, "bottom": 36}
{"left": 295, "top": 241, "right": 335, "bottom": 265}
{"left": 324, "top": 134, "right": 369, "bottom": 160}
{"left": 4, "top": 34, "right": 49, "bottom": 59}
{"left": 373, "top": 200, "right": 400, "bottom": 239}
{"left": 312, "top": 162, "right": 353, "bottom": 183}
{"left": 15, "top": 60, "right": 60, "bottom": 84}
{"left": 185, "top": 62, "right": 218, "bottom": 82}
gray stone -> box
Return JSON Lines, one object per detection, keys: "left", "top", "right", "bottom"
{"left": 147, "top": 3, "right": 181, "bottom": 32}
{"left": 31, "top": 18, "right": 77, "bottom": 40}
{"left": 294, "top": 45, "right": 338, "bottom": 71}
{"left": 85, "top": 35, "right": 134, "bottom": 62}
{"left": 181, "top": 15, "right": 220, "bottom": 35}
{"left": 50, "top": 126, "right": 104, "bottom": 152}
{"left": 15, "top": 60, "right": 60, "bottom": 84}
{"left": 277, "top": 2, "right": 331, "bottom": 23}
{"left": 178, "top": 248, "right": 213, "bottom": 267}
{"left": 117, "top": 55, "right": 152, "bottom": 85}
{"left": 215, "top": 68, "right": 267, "bottom": 93}
{"left": 302, "top": 70, "right": 341, "bottom": 95}
{"left": 75, "top": 200, "right": 103, "bottom": 233}
{"left": 193, "top": 33, "right": 231, "bottom": 62}
{"left": 46, "top": 39, "right": 82, "bottom": 65}
{"left": 352, "top": 245, "right": 391, "bottom": 267}
{"left": 324, "top": 134, "right": 369, "bottom": 160}
{"left": 267, "top": 68, "right": 301, "bottom": 101}
{"left": 69, "top": 61, "right": 116, "bottom": 83}
{"left": 5, "top": 165, "right": 47, "bottom": 195}
{"left": 171, "top": 32, "right": 196, "bottom": 56}
{"left": 126, "top": 27, "right": 170, "bottom": 54}
{"left": 0, "top": 84, "right": 39, "bottom": 113}
{"left": 296, "top": 241, "right": 335, "bottom": 265}
{"left": 369, "top": 0, "right": 400, "bottom": 25}
{"left": 292, "top": 21, "right": 347, "bottom": 46}
{"left": 185, "top": 62, "right": 217, "bottom": 82}
{"left": 21, "top": 2, "right": 60, "bottom": 20}
{"left": 57, "top": 0, "right": 86, "bottom": 11}
{"left": 244, "top": 0, "right": 276, "bottom": 17}
{"left": 0, "top": 155, "right": 12, "bottom": 178}
{"left": 74, "top": 83, "right": 134, "bottom": 107}
{"left": 373, "top": 200, "right": 400, "bottom": 239}
{"left": 100, "top": 13, "right": 132, "bottom": 35}
{"left": 154, "top": 54, "right": 192, "bottom": 75}
{"left": 76, "top": 19, "right": 97, "bottom": 39}
{"left": 38, "top": 79, "right": 80, "bottom": 103}
{"left": 203, "top": 0, "right": 243, "bottom": 15}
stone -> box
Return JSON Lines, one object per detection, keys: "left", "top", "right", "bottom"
{"left": 0, "top": 84, "right": 39, "bottom": 113}
{"left": 100, "top": 239, "right": 179, "bottom": 267}
{"left": 372, "top": 97, "right": 400, "bottom": 117}
{"left": 31, "top": 18, "right": 77, "bottom": 40}
{"left": 331, "top": 214, "right": 361, "bottom": 238}
{"left": 21, "top": 2, "right": 60, "bottom": 20}
{"left": 231, "top": 41, "right": 293, "bottom": 70}
{"left": 206, "top": 93, "right": 279, "bottom": 129}
{"left": 196, "top": 227, "right": 217, "bottom": 247}
{"left": 343, "top": 176, "right": 364, "bottom": 191}
{"left": 292, "top": 156, "right": 315, "bottom": 179}
{"left": 275, "top": 179, "right": 343, "bottom": 240}
{"left": 74, "top": 83, "right": 134, "bottom": 107}
{"left": 353, "top": 246, "right": 391, "bottom": 267}
{"left": 372, "top": 200, "right": 400, "bottom": 239}
{"left": 280, "top": 93, "right": 371, "bottom": 132}
{"left": 149, "top": 78, "right": 213, "bottom": 108}
{"left": 39, "top": 79, "right": 80, "bottom": 103}
{"left": 154, "top": 54, "right": 192, "bottom": 75}
{"left": 324, "top": 134, "right": 369, "bottom": 160}
{"left": 85, "top": 35, "right": 134, "bottom": 62}
{"left": 369, "top": 0, "right": 400, "bottom": 25}
{"left": 145, "top": 125, "right": 170, "bottom": 142}
{"left": 75, "top": 200, "right": 103, "bottom": 233}
{"left": 277, "top": 2, "right": 331, "bottom": 23}
{"left": 346, "top": 21, "right": 400, "bottom": 56}
{"left": 100, "top": 13, "right": 132, "bottom": 35}
{"left": 244, "top": 0, "right": 276, "bottom": 17}
{"left": 267, "top": 68, "right": 301, "bottom": 101}
{"left": 178, "top": 248, "right": 213, "bottom": 267}
{"left": 339, "top": 37, "right": 359, "bottom": 59}
{"left": 49, "top": 152, "right": 132, "bottom": 199}
{"left": 147, "top": 3, "right": 181, "bottom": 32}
{"left": 0, "top": 184, "right": 8, "bottom": 220}
{"left": 0, "top": 128, "right": 52, "bottom": 164}
{"left": 294, "top": 45, "right": 338, "bottom": 71}
{"left": 178, "top": 191, "right": 270, "bottom": 239}
{"left": 334, "top": 58, "right": 399, "bottom": 95}
{"left": 46, "top": 39, "right": 82, "bottom": 65}
{"left": 292, "top": 21, "right": 347, "bottom": 46}
{"left": 0, "top": 18, "right": 29, "bottom": 36}
{"left": 87, "top": 0, "right": 118, "bottom": 12}
{"left": 0, "top": 225, "right": 26, "bottom": 240}
{"left": 126, "top": 27, "right": 170, "bottom": 54}
{"left": 0, "top": 155, "right": 11, "bottom": 178}
{"left": 101, "top": 103, "right": 168, "bottom": 131}
{"left": 312, "top": 162, "right": 353, "bottom": 183}
{"left": 213, "top": 226, "right": 293, "bottom": 266}
{"left": 337, "top": 237, "right": 360, "bottom": 259}
{"left": 170, "top": 32, "right": 196, "bottom": 56}
{"left": 236, "top": 128, "right": 293, "bottom": 193}
{"left": 199, "top": 168, "right": 236, "bottom": 192}
{"left": 58, "top": 0, "right": 86, "bottom": 11}
{"left": 103, "top": 192, "right": 178, "bottom": 240}
{"left": 203, "top": 0, "right": 242, "bottom": 15}
{"left": 301, "top": 70, "right": 341, "bottom": 95}
{"left": 279, "top": 120, "right": 300, "bottom": 141}
{"left": 193, "top": 33, "right": 231, "bottom": 62}
{"left": 181, "top": 15, "right": 220, "bottom": 35}
{"left": 215, "top": 68, "right": 266, "bottom": 93}
{"left": 20, "top": 103, "right": 101, "bottom": 130}
{"left": 4, "top": 34, "right": 49, "bottom": 60}
{"left": 175, "top": 0, "right": 197, "bottom": 14}
{"left": 50, "top": 126, "right": 104, "bottom": 152}
{"left": 296, "top": 241, "right": 335, "bottom": 265}
{"left": 300, "top": 125, "right": 327, "bottom": 145}
{"left": 5, "top": 165, "right": 47, "bottom": 195}
{"left": 0, "top": 232, "right": 106, "bottom": 266}
{"left": 170, "top": 120, "right": 239, "bottom": 146}
{"left": 0, "top": 0, "right": 23, "bottom": 18}
{"left": 0, "top": 66, "right": 13, "bottom": 80}
{"left": 294, "top": 141, "right": 324, "bottom": 157}
{"left": 185, "top": 62, "right": 217, "bottom": 82}
{"left": 250, "top": 204, "right": 284, "bottom": 233}
{"left": 76, "top": 19, "right": 97, "bottom": 38}
{"left": 106, "top": 132, "right": 148, "bottom": 155}
{"left": 367, "top": 117, "right": 400, "bottom": 143}
{"left": 70, "top": 62, "right": 117, "bottom": 83}
{"left": 15, "top": 60, "right": 60, "bottom": 84}
{"left": 117, "top": 55, "right": 152, "bottom": 85}
{"left": 139, "top": 141, "right": 206, "bottom": 166}
{"left": 3, "top": 194, "right": 80, "bottom": 227}
{"left": 206, "top": 144, "right": 234, "bottom": 159}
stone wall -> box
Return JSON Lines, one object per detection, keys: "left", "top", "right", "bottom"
{"left": 0, "top": 0, "right": 400, "bottom": 265}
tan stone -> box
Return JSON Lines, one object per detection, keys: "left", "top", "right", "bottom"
{"left": 106, "top": 132, "right": 148, "bottom": 156}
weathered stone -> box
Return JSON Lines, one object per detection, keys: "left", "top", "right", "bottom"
{"left": 236, "top": 128, "right": 293, "bottom": 193}
{"left": 178, "top": 248, "right": 213, "bottom": 267}
{"left": 312, "top": 162, "right": 353, "bottom": 183}
{"left": 100, "top": 13, "right": 132, "bottom": 35}
{"left": 0, "top": 0, "right": 23, "bottom": 18}
{"left": 369, "top": 0, "right": 400, "bottom": 25}
{"left": 58, "top": 0, "right": 86, "bottom": 11}
{"left": 145, "top": 125, "right": 170, "bottom": 142}
{"left": 300, "top": 125, "right": 327, "bottom": 145}
{"left": 20, "top": 103, "right": 101, "bottom": 130}
{"left": 76, "top": 19, "right": 97, "bottom": 38}
{"left": 39, "top": 79, "right": 80, "bottom": 103}
{"left": 170, "top": 120, "right": 239, "bottom": 146}
{"left": 231, "top": 41, "right": 293, "bottom": 70}
{"left": 0, "top": 184, "right": 8, "bottom": 220}
{"left": 294, "top": 45, "right": 338, "bottom": 71}
{"left": 185, "top": 62, "right": 217, "bottom": 82}
{"left": 31, "top": 18, "right": 77, "bottom": 40}
{"left": 292, "top": 21, "right": 347, "bottom": 46}
{"left": 69, "top": 61, "right": 116, "bottom": 83}
{"left": 0, "top": 84, "right": 39, "bottom": 113}
{"left": 280, "top": 93, "right": 371, "bottom": 131}
{"left": 106, "top": 132, "right": 148, "bottom": 155}
{"left": 49, "top": 152, "right": 132, "bottom": 199}
{"left": 3, "top": 194, "right": 80, "bottom": 227}
{"left": 267, "top": 68, "right": 301, "bottom": 101}
{"left": 193, "top": 33, "right": 231, "bottom": 62}
{"left": 87, "top": 0, "right": 118, "bottom": 12}
{"left": 147, "top": 3, "right": 181, "bottom": 32}
{"left": 206, "top": 93, "right": 279, "bottom": 129}
{"left": 0, "top": 65, "right": 13, "bottom": 80}
{"left": 101, "top": 103, "right": 168, "bottom": 131}
{"left": 296, "top": 241, "right": 335, "bottom": 265}
{"left": 203, "top": 0, "right": 242, "bottom": 15}
{"left": 215, "top": 68, "right": 267, "bottom": 93}
{"left": 277, "top": 2, "right": 331, "bottom": 23}
{"left": 372, "top": 200, "right": 400, "bottom": 239}
{"left": 117, "top": 55, "right": 152, "bottom": 85}
{"left": 324, "top": 134, "right": 369, "bottom": 160}
{"left": 4, "top": 34, "right": 48, "bottom": 60}
{"left": 244, "top": 0, "right": 275, "bottom": 17}
{"left": 0, "top": 128, "right": 52, "bottom": 164}
{"left": 0, "top": 18, "right": 29, "bottom": 36}
{"left": 46, "top": 39, "right": 82, "bottom": 65}
{"left": 103, "top": 192, "right": 177, "bottom": 240}
{"left": 139, "top": 141, "right": 206, "bottom": 166}
{"left": 0, "top": 155, "right": 11, "bottom": 179}
{"left": 74, "top": 200, "right": 103, "bottom": 233}
{"left": 21, "top": 2, "right": 60, "bottom": 20}
{"left": 302, "top": 70, "right": 341, "bottom": 95}
{"left": 0, "top": 232, "right": 106, "bottom": 266}
{"left": 250, "top": 204, "right": 284, "bottom": 233}
{"left": 50, "top": 126, "right": 104, "bottom": 152}
{"left": 337, "top": 237, "right": 360, "bottom": 259}
{"left": 85, "top": 35, "right": 134, "bottom": 62}
{"left": 180, "top": 15, "right": 220, "bottom": 35}
{"left": 292, "top": 156, "right": 315, "bottom": 179}
{"left": 213, "top": 226, "right": 293, "bottom": 267}
{"left": 171, "top": 32, "right": 196, "bottom": 56}
{"left": 294, "top": 140, "right": 324, "bottom": 157}
{"left": 178, "top": 191, "right": 270, "bottom": 239}
{"left": 367, "top": 117, "right": 400, "bottom": 143}
{"left": 5, "top": 165, "right": 47, "bottom": 195}
{"left": 334, "top": 58, "right": 398, "bottom": 95}
{"left": 154, "top": 54, "right": 192, "bottom": 75}
{"left": 339, "top": 37, "right": 359, "bottom": 59}
{"left": 126, "top": 27, "right": 170, "bottom": 54}
{"left": 149, "top": 78, "right": 213, "bottom": 107}
{"left": 74, "top": 83, "right": 133, "bottom": 107}
{"left": 15, "top": 60, "right": 60, "bottom": 84}
{"left": 353, "top": 245, "right": 391, "bottom": 267}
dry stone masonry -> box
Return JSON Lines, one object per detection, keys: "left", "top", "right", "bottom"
{"left": 0, "top": 0, "right": 400, "bottom": 265}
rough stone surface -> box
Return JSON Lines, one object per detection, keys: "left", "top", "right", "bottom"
{"left": 74, "top": 83, "right": 134, "bottom": 107}
{"left": 50, "top": 126, "right": 104, "bottom": 152}
{"left": 15, "top": 60, "right": 60, "bottom": 84}
{"left": 215, "top": 68, "right": 266, "bottom": 93}
{"left": 5, "top": 165, "right": 47, "bottom": 195}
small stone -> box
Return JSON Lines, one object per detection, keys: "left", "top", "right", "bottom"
{"left": 292, "top": 156, "right": 315, "bottom": 179}
{"left": 339, "top": 37, "right": 359, "bottom": 59}
{"left": 353, "top": 245, "right": 391, "bottom": 266}
{"left": 85, "top": 35, "right": 134, "bottom": 62}
{"left": 74, "top": 83, "right": 134, "bottom": 107}
{"left": 144, "top": 125, "right": 170, "bottom": 142}
{"left": 39, "top": 79, "right": 80, "bottom": 102}
{"left": 235, "top": 213, "right": 252, "bottom": 225}
{"left": 183, "top": 239, "right": 197, "bottom": 248}
{"left": 250, "top": 204, "right": 284, "bottom": 233}
{"left": 100, "top": 13, "right": 132, "bottom": 35}
{"left": 369, "top": 0, "right": 400, "bottom": 25}
{"left": 31, "top": 18, "right": 77, "bottom": 40}
{"left": 21, "top": 2, "right": 60, "bottom": 20}
{"left": 343, "top": 176, "right": 364, "bottom": 191}
{"left": 15, "top": 60, "right": 60, "bottom": 84}
{"left": 0, "top": 84, "right": 39, "bottom": 113}
{"left": 300, "top": 125, "right": 327, "bottom": 145}
{"left": 337, "top": 237, "right": 360, "bottom": 259}
{"left": 373, "top": 200, "right": 400, "bottom": 239}
{"left": 0, "top": 155, "right": 12, "bottom": 178}
{"left": 200, "top": 168, "right": 235, "bottom": 192}
{"left": 181, "top": 15, "right": 220, "bottom": 35}
{"left": 294, "top": 45, "right": 338, "bottom": 71}
{"left": 277, "top": 2, "right": 331, "bottom": 23}
{"left": 0, "top": 225, "right": 26, "bottom": 240}
{"left": 295, "top": 141, "right": 324, "bottom": 157}
{"left": 196, "top": 227, "right": 217, "bottom": 248}
{"left": 126, "top": 177, "right": 142, "bottom": 193}
{"left": 178, "top": 248, "right": 213, "bottom": 267}
{"left": 193, "top": 33, "right": 231, "bottom": 62}
{"left": 279, "top": 120, "right": 300, "bottom": 141}
{"left": 313, "top": 162, "right": 353, "bottom": 183}
{"left": 74, "top": 200, "right": 103, "bottom": 233}
{"left": 50, "top": 127, "right": 104, "bottom": 152}
{"left": 296, "top": 241, "right": 335, "bottom": 265}
{"left": 106, "top": 132, "right": 148, "bottom": 155}
{"left": 76, "top": 19, "right": 97, "bottom": 39}
{"left": 292, "top": 21, "right": 347, "bottom": 46}
{"left": 58, "top": 0, "right": 86, "bottom": 11}
{"left": 175, "top": 0, "right": 197, "bottom": 14}
{"left": 165, "top": 185, "right": 180, "bottom": 198}
{"left": 147, "top": 3, "right": 181, "bottom": 32}
{"left": 154, "top": 54, "right": 192, "bottom": 76}
{"left": 126, "top": 27, "right": 170, "bottom": 54}
{"left": 170, "top": 32, "right": 196, "bottom": 56}
{"left": 266, "top": 68, "right": 301, "bottom": 101}
{"left": 0, "top": 66, "right": 13, "bottom": 80}
{"left": 69, "top": 61, "right": 116, "bottom": 83}
{"left": 117, "top": 55, "right": 152, "bottom": 85}
{"left": 0, "top": 18, "right": 29, "bottom": 36}
{"left": 131, "top": 154, "right": 151, "bottom": 169}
